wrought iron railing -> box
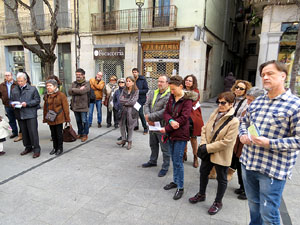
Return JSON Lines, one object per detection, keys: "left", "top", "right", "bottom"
{"left": 91, "top": 5, "right": 177, "bottom": 32}
{"left": 0, "top": 12, "right": 73, "bottom": 35}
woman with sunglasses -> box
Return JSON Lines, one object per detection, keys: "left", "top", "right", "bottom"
{"left": 183, "top": 74, "right": 204, "bottom": 168}
{"left": 209, "top": 80, "right": 252, "bottom": 180}
{"left": 103, "top": 75, "right": 119, "bottom": 128}
{"left": 189, "top": 91, "right": 239, "bottom": 215}
{"left": 116, "top": 76, "right": 139, "bottom": 150}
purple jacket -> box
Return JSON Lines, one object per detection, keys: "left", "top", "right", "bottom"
{"left": 164, "top": 93, "right": 193, "bottom": 141}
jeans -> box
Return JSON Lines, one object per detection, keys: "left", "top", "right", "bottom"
{"left": 5, "top": 106, "right": 18, "bottom": 135}
{"left": 149, "top": 131, "right": 170, "bottom": 171}
{"left": 199, "top": 158, "right": 228, "bottom": 203}
{"left": 88, "top": 100, "right": 102, "bottom": 125}
{"left": 49, "top": 124, "right": 63, "bottom": 150}
{"left": 169, "top": 140, "right": 186, "bottom": 189}
{"left": 241, "top": 164, "right": 286, "bottom": 225}
{"left": 74, "top": 112, "right": 89, "bottom": 135}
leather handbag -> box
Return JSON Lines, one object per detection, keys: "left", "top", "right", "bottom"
{"left": 45, "top": 110, "right": 60, "bottom": 122}
{"left": 63, "top": 123, "right": 77, "bottom": 142}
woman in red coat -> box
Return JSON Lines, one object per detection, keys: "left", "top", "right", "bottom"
{"left": 183, "top": 75, "right": 204, "bottom": 168}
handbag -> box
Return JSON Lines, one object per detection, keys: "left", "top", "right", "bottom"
{"left": 103, "top": 96, "right": 109, "bottom": 107}
{"left": 45, "top": 97, "right": 62, "bottom": 122}
{"left": 63, "top": 123, "right": 77, "bottom": 142}
{"left": 197, "top": 115, "right": 234, "bottom": 159}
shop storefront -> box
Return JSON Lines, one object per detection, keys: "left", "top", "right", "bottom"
{"left": 94, "top": 46, "right": 125, "bottom": 83}
{"left": 5, "top": 46, "right": 25, "bottom": 76}
{"left": 278, "top": 22, "right": 299, "bottom": 94}
{"left": 142, "top": 42, "right": 180, "bottom": 89}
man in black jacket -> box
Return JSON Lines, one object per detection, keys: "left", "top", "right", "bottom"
{"left": 11, "top": 72, "right": 41, "bottom": 158}
{"left": 132, "top": 68, "right": 149, "bottom": 134}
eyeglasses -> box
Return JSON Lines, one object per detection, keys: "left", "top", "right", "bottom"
{"left": 216, "top": 100, "right": 228, "bottom": 106}
{"left": 235, "top": 86, "right": 245, "bottom": 91}
{"left": 119, "top": 82, "right": 125, "bottom": 83}
{"left": 110, "top": 79, "right": 116, "bottom": 81}
{"left": 185, "top": 80, "right": 193, "bottom": 82}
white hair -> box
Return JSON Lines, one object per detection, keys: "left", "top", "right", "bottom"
{"left": 16, "top": 72, "right": 27, "bottom": 80}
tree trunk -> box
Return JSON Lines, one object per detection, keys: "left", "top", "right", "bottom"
{"left": 290, "top": 23, "right": 300, "bottom": 95}
{"left": 43, "top": 59, "right": 55, "bottom": 78}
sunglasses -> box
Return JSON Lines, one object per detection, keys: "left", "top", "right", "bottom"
{"left": 235, "top": 86, "right": 245, "bottom": 91}
{"left": 119, "top": 81, "right": 125, "bottom": 83}
{"left": 216, "top": 100, "right": 227, "bottom": 106}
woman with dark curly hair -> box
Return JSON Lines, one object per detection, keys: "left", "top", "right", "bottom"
{"left": 182, "top": 74, "right": 204, "bottom": 168}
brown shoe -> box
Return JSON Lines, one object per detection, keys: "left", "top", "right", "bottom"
{"left": 76, "top": 134, "right": 81, "bottom": 139}
{"left": 189, "top": 193, "right": 206, "bottom": 204}
{"left": 127, "top": 141, "right": 132, "bottom": 150}
{"left": 20, "top": 148, "right": 33, "bottom": 156}
{"left": 81, "top": 135, "right": 88, "bottom": 142}
{"left": 116, "top": 140, "right": 126, "bottom": 147}
{"left": 33, "top": 153, "right": 40, "bottom": 158}
{"left": 193, "top": 155, "right": 199, "bottom": 168}
{"left": 98, "top": 123, "right": 102, "bottom": 128}
{"left": 14, "top": 133, "right": 22, "bottom": 142}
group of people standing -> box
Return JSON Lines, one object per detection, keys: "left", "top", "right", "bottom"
{"left": 0, "top": 60, "right": 299, "bottom": 225}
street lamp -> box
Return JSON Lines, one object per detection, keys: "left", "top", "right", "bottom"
{"left": 136, "top": 0, "right": 144, "bottom": 73}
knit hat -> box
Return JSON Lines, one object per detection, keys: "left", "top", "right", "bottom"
{"left": 45, "top": 79, "right": 58, "bottom": 87}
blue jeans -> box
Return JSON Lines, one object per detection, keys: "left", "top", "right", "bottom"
{"left": 88, "top": 100, "right": 102, "bottom": 125}
{"left": 169, "top": 140, "right": 186, "bottom": 189}
{"left": 74, "top": 112, "right": 89, "bottom": 135}
{"left": 5, "top": 106, "right": 18, "bottom": 135}
{"left": 242, "top": 164, "right": 286, "bottom": 225}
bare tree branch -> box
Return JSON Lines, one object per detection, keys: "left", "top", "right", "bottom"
{"left": 50, "top": 0, "right": 59, "bottom": 53}
{"left": 42, "top": 0, "right": 54, "bottom": 16}
{"left": 16, "top": 0, "right": 30, "bottom": 10}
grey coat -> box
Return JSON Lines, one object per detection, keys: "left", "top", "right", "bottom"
{"left": 119, "top": 88, "right": 139, "bottom": 130}
{"left": 11, "top": 84, "right": 41, "bottom": 120}
{"left": 144, "top": 88, "right": 170, "bottom": 127}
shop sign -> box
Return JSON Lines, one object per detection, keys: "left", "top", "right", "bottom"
{"left": 94, "top": 47, "right": 125, "bottom": 59}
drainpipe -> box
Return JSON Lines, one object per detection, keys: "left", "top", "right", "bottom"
{"left": 74, "top": 0, "right": 78, "bottom": 68}
{"left": 221, "top": 0, "right": 229, "bottom": 69}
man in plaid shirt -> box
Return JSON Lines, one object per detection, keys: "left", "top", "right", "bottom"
{"left": 239, "top": 60, "right": 300, "bottom": 225}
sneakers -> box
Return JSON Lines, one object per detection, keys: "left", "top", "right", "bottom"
{"left": 142, "top": 162, "right": 157, "bottom": 168}
{"left": 173, "top": 189, "right": 184, "bottom": 200}
{"left": 163, "top": 182, "right": 177, "bottom": 190}
{"left": 158, "top": 169, "right": 168, "bottom": 177}
{"left": 189, "top": 193, "right": 206, "bottom": 204}
{"left": 208, "top": 201, "right": 223, "bottom": 215}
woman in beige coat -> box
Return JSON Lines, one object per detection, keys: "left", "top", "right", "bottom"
{"left": 188, "top": 92, "right": 239, "bottom": 215}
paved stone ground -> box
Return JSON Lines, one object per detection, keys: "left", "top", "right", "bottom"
{"left": 0, "top": 99, "right": 299, "bottom": 225}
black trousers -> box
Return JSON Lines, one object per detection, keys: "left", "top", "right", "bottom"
{"left": 199, "top": 158, "right": 228, "bottom": 203}
{"left": 49, "top": 124, "right": 63, "bottom": 151}
{"left": 107, "top": 108, "right": 118, "bottom": 126}
{"left": 19, "top": 118, "right": 40, "bottom": 153}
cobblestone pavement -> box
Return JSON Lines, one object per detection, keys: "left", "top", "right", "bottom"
{"left": 0, "top": 99, "right": 298, "bottom": 225}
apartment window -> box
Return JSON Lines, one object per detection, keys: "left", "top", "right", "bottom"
{"left": 248, "top": 43, "right": 257, "bottom": 55}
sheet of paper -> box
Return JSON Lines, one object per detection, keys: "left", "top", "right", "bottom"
{"left": 148, "top": 121, "right": 161, "bottom": 131}
{"left": 14, "top": 104, "right": 22, "bottom": 108}
{"left": 134, "top": 102, "right": 141, "bottom": 111}
{"left": 11, "top": 101, "right": 21, "bottom": 105}
{"left": 193, "top": 101, "right": 201, "bottom": 110}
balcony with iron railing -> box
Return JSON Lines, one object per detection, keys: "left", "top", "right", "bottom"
{"left": 91, "top": 5, "right": 177, "bottom": 34}
{"left": 0, "top": 12, "right": 73, "bottom": 36}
